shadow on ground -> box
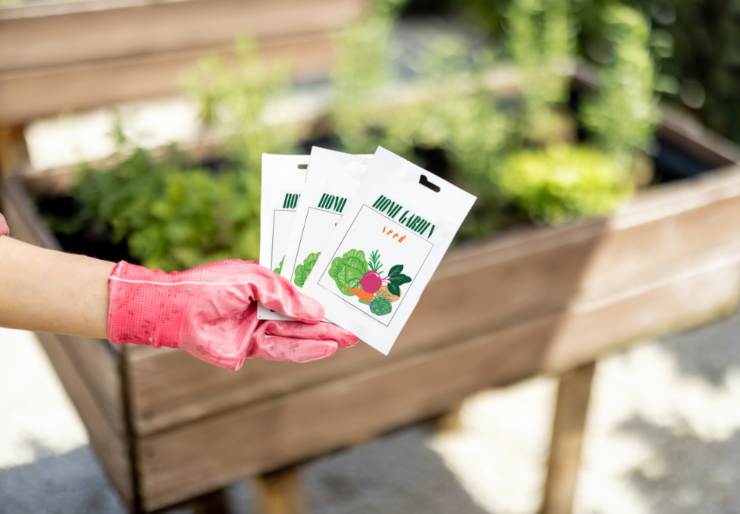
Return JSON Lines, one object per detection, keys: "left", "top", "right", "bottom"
{"left": 0, "top": 440, "right": 124, "bottom": 514}
{"left": 618, "top": 416, "right": 740, "bottom": 514}
{"left": 662, "top": 315, "right": 740, "bottom": 388}
{"left": 614, "top": 314, "right": 740, "bottom": 514}
{"left": 0, "top": 425, "right": 490, "bottom": 514}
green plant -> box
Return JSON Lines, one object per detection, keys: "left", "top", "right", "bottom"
{"left": 498, "top": 145, "right": 633, "bottom": 224}
{"left": 57, "top": 138, "right": 261, "bottom": 270}
{"left": 580, "top": 4, "right": 659, "bottom": 163}
{"left": 55, "top": 42, "right": 299, "bottom": 271}
{"left": 580, "top": 0, "right": 740, "bottom": 143}
{"left": 507, "top": 0, "right": 575, "bottom": 142}
{"left": 184, "top": 41, "right": 300, "bottom": 170}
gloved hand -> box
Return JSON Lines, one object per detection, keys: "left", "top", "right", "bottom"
{"left": 107, "top": 259, "right": 358, "bottom": 370}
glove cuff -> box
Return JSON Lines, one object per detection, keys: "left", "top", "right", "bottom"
{"left": 107, "top": 261, "right": 188, "bottom": 348}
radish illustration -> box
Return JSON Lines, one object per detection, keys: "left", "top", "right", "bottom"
{"left": 359, "top": 271, "right": 383, "bottom": 293}
{"left": 360, "top": 250, "right": 384, "bottom": 293}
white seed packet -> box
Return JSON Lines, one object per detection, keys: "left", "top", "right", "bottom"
{"left": 260, "top": 147, "right": 371, "bottom": 321}
{"left": 258, "top": 153, "right": 309, "bottom": 320}
{"left": 302, "top": 147, "right": 476, "bottom": 354}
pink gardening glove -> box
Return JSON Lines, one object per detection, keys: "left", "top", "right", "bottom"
{"left": 107, "top": 259, "right": 358, "bottom": 370}
{"left": 0, "top": 213, "right": 9, "bottom": 237}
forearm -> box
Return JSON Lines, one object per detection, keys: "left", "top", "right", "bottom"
{"left": 0, "top": 237, "right": 114, "bottom": 338}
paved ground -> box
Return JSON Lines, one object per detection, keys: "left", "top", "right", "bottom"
{"left": 2, "top": 313, "right": 740, "bottom": 514}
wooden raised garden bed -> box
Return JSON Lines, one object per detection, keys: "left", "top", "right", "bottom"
{"left": 3, "top": 70, "right": 740, "bottom": 513}
{"left": 0, "top": 0, "right": 368, "bottom": 126}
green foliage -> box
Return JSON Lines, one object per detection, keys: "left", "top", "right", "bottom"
{"left": 273, "top": 255, "right": 285, "bottom": 274}
{"left": 580, "top": 4, "right": 659, "bottom": 162}
{"left": 385, "top": 263, "right": 411, "bottom": 296}
{"left": 328, "top": 249, "right": 369, "bottom": 295}
{"left": 370, "top": 297, "right": 393, "bottom": 316}
{"left": 580, "top": 0, "right": 740, "bottom": 143}
{"left": 293, "top": 252, "right": 320, "bottom": 287}
{"left": 507, "top": 0, "right": 575, "bottom": 141}
{"left": 56, "top": 42, "right": 296, "bottom": 271}
{"left": 330, "top": 0, "right": 649, "bottom": 229}
{"left": 498, "top": 145, "right": 633, "bottom": 224}
{"left": 58, "top": 140, "right": 260, "bottom": 271}
{"left": 54, "top": 0, "right": 661, "bottom": 266}
{"left": 184, "top": 41, "right": 299, "bottom": 170}
{"left": 368, "top": 249, "right": 383, "bottom": 274}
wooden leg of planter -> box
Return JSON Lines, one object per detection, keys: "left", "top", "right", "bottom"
{"left": 255, "top": 467, "right": 305, "bottom": 514}
{"left": 0, "top": 125, "right": 28, "bottom": 175}
{"left": 188, "top": 488, "right": 233, "bottom": 514}
{"left": 540, "top": 361, "right": 596, "bottom": 514}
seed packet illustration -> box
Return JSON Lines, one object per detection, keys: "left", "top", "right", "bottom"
{"left": 258, "top": 153, "right": 309, "bottom": 320}
{"left": 302, "top": 147, "right": 476, "bottom": 354}
{"left": 284, "top": 147, "right": 372, "bottom": 286}
{"left": 260, "top": 147, "right": 371, "bottom": 321}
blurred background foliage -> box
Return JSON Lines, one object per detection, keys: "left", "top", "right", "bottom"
{"left": 465, "top": 0, "right": 740, "bottom": 143}
{"left": 51, "top": 0, "right": 731, "bottom": 270}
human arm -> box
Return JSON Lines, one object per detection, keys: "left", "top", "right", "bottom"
{"left": 0, "top": 235, "right": 113, "bottom": 338}
{"left": 0, "top": 218, "right": 357, "bottom": 370}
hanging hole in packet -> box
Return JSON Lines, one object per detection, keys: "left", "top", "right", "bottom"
{"left": 419, "top": 174, "right": 441, "bottom": 192}
{"left": 302, "top": 147, "right": 476, "bottom": 355}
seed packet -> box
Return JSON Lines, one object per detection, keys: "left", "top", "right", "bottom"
{"left": 259, "top": 147, "right": 371, "bottom": 320}
{"left": 302, "top": 147, "right": 476, "bottom": 354}
{"left": 258, "top": 153, "right": 309, "bottom": 320}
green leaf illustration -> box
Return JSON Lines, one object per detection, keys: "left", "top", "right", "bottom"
{"left": 328, "top": 249, "right": 369, "bottom": 295}
{"left": 390, "top": 273, "right": 411, "bottom": 286}
{"left": 387, "top": 282, "right": 401, "bottom": 296}
{"left": 273, "top": 255, "right": 285, "bottom": 274}
{"left": 369, "top": 297, "right": 392, "bottom": 316}
{"left": 368, "top": 249, "right": 383, "bottom": 274}
{"left": 388, "top": 264, "right": 404, "bottom": 277}
{"left": 293, "top": 252, "right": 320, "bottom": 287}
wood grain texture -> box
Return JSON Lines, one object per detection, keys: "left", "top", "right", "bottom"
{"left": 0, "top": 31, "right": 338, "bottom": 126}
{"left": 135, "top": 255, "right": 740, "bottom": 509}
{"left": 34, "top": 331, "right": 133, "bottom": 507}
{"left": 0, "top": 0, "right": 366, "bottom": 72}
{"left": 540, "top": 362, "right": 596, "bottom": 514}
{"left": 127, "top": 165, "right": 740, "bottom": 436}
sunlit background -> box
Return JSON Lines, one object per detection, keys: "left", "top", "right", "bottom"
{"left": 1, "top": 0, "right": 739, "bottom": 512}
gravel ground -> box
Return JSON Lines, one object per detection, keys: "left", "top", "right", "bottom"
{"left": 2, "top": 313, "right": 740, "bottom": 514}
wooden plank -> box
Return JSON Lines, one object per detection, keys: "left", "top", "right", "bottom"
{"left": 255, "top": 468, "right": 305, "bottom": 514}
{"left": 540, "top": 362, "right": 596, "bottom": 514}
{"left": 1, "top": 175, "right": 62, "bottom": 249}
{"left": 0, "top": 31, "right": 338, "bottom": 126}
{"left": 34, "top": 331, "right": 133, "bottom": 507}
{"left": 0, "top": 126, "right": 29, "bottom": 175}
{"left": 0, "top": 0, "right": 366, "bottom": 72}
{"left": 136, "top": 254, "right": 740, "bottom": 510}
{"left": 127, "top": 165, "right": 740, "bottom": 436}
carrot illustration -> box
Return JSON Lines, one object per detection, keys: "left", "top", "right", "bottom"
{"left": 347, "top": 287, "right": 374, "bottom": 303}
